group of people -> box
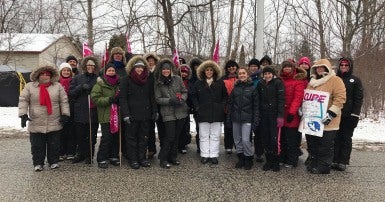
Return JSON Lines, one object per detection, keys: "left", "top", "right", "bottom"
{"left": 18, "top": 48, "right": 363, "bottom": 175}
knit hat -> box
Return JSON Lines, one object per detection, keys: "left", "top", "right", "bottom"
{"left": 262, "top": 66, "right": 275, "bottom": 75}
{"left": 66, "top": 55, "right": 78, "bottom": 63}
{"left": 248, "top": 59, "right": 260, "bottom": 67}
{"left": 161, "top": 62, "right": 172, "bottom": 70}
{"left": 104, "top": 63, "right": 116, "bottom": 73}
{"left": 180, "top": 64, "right": 190, "bottom": 73}
{"left": 133, "top": 61, "right": 145, "bottom": 67}
{"left": 225, "top": 60, "right": 239, "bottom": 69}
{"left": 59, "top": 62, "right": 72, "bottom": 72}
{"left": 298, "top": 57, "right": 311, "bottom": 66}
{"left": 86, "top": 60, "right": 96, "bottom": 66}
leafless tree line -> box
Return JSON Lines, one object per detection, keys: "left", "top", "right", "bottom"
{"left": 1, "top": 0, "right": 384, "bottom": 117}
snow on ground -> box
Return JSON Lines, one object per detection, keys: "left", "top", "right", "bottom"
{"left": 1, "top": 107, "right": 384, "bottom": 143}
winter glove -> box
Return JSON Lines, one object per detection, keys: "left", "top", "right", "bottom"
{"left": 20, "top": 114, "right": 31, "bottom": 128}
{"left": 123, "top": 116, "right": 131, "bottom": 124}
{"left": 82, "top": 84, "right": 91, "bottom": 91}
{"left": 277, "top": 117, "right": 284, "bottom": 128}
{"left": 286, "top": 114, "right": 294, "bottom": 123}
{"left": 109, "top": 96, "right": 119, "bottom": 104}
{"left": 152, "top": 113, "right": 159, "bottom": 121}
{"left": 59, "top": 115, "right": 70, "bottom": 125}
{"left": 321, "top": 110, "right": 337, "bottom": 125}
{"left": 169, "top": 97, "right": 181, "bottom": 105}
{"left": 349, "top": 115, "right": 359, "bottom": 128}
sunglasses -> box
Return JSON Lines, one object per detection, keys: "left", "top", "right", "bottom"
{"left": 340, "top": 64, "right": 349, "bottom": 67}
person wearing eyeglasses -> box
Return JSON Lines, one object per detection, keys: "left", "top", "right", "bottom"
{"left": 332, "top": 57, "right": 363, "bottom": 171}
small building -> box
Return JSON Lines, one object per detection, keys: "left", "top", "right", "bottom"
{"left": 0, "top": 33, "right": 81, "bottom": 70}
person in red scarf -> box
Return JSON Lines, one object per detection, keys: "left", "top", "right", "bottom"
{"left": 58, "top": 63, "right": 76, "bottom": 161}
{"left": 119, "top": 56, "right": 158, "bottom": 169}
{"left": 91, "top": 63, "right": 121, "bottom": 169}
{"left": 18, "top": 66, "right": 70, "bottom": 172}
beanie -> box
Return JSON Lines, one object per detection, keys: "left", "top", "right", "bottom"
{"left": 225, "top": 60, "right": 239, "bottom": 69}
{"left": 59, "top": 62, "right": 72, "bottom": 72}
{"left": 180, "top": 64, "right": 190, "bottom": 73}
{"left": 298, "top": 57, "right": 311, "bottom": 66}
{"left": 262, "top": 66, "right": 275, "bottom": 75}
{"left": 66, "top": 55, "right": 78, "bottom": 63}
{"left": 248, "top": 59, "right": 260, "bottom": 67}
{"left": 104, "top": 63, "right": 116, "bottom": 74}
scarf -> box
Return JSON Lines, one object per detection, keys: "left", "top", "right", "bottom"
{"left": 130, "top": 69, "right": 149, "bottom": 85}
{"left": 59, "top": 77, "right": 71, "bottom": 95}
{"left": 104, "top": 74, "right": 119, "bottom": 86}
{"left": 39, "top": 83, "right": 52, "bottom": 115}
{"left": 113, "top": 61, "right": 125, "bottom": 69}
{"left": 206, "top": 78, "right": 213, "bottom": 86}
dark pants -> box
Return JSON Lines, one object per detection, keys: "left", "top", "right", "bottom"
{"left": 253, "top": 126, "right": 264, "bottom": 156}
{"left": 224, "top": 114, "right": 234, "bottom": 150}
{"left": 178, "top": 115, "right": 191, "bottom": 150}
{"left": 159, "top": 118, "right": 185, "bottom": 162}
{"left": 30, "top": 130, "right": 61, "bottom": 166}
{"left": 59, "top": 121, "right": 76, "bottom": 156}
{"left": 306, "top": 131, "right": 337, "bottom": 173}
{"left": 334, "top": 118, "right": 356, "bottom": 164}
{"left": 125, "top": 120, "right": 150, "bottom": 163}
{"left": 97, "top": 123, "right": 119, "bottom": 162}
{"left": 147, "top": 121, "right": 157, "bottom": 153}
{"left": 74, "top": 122, "right": 99, "bottom": 160}
{"left": 193, "top": 113, "right": 200, "bottom": 150}
{"left": 156, "top": 115, "right": 166, "bottom": 149}
{"left": 280, "top": 127, "right": 302, "bottom": 166}
{"left": 260, "top": 113, "right": 279, "bottom": 155}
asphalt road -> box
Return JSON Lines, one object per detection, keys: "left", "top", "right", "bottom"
{"left": 0, "top": 137, "right": 384, "bottom": 202}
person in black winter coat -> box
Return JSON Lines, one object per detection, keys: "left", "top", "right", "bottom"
{"left": 119, "top": 56, "right": 157, "bottom": 169}
{"left": 257, "top": 66, "right": 285, "bottom": 172}
{"left": 332, "top": 57, "right": 364, "bottom": 171}
{"left": 228, "top": 67, "right": 259, "bottom": 170}
{"left": 69, "top": 56, "right": 100, "bottom": 164}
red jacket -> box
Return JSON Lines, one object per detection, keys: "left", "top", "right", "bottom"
{"left": 279, "top": 67, "right": 307, "bottom": 128}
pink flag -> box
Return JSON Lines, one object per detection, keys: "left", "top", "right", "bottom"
{"left": 83, "top": 42, "right": 93, "bottom": 57}
{"left": 126, "top": 34, "right": 132, "bottom": 53}
{"left": 101, "top": 43, "right": 109, "bottom": 68}
{"left": 213, "top": 40, "right": 220, "bottom": 63}
{"left": 110, "top": 103, "right": 119, "bottom": 134}
{"left": 172, "top": 48, "right": 180, "bottom": 68}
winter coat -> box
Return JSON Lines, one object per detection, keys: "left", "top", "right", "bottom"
{"left": 91, "top": 77, "right": 119, "bottom": 123}
{"left": 69, "top": 56, "right": 100, "bottom": 123}
{"left": 257, "top": 76, "right": 285, "bottom": 118}
{"left": 307, "top": 59, "right": 346, "bottom": 131}
{"left": 191, "top": 60, "right": 228, "bottom": 123}
{"left": 279, "top": 67, "right": 307, "bottom": 127}
{"left": 154, "top": 58, "right": 188, "bottom": 122}
{"left": 119, "top": 55, "right": 157, "bottom": 121}
{"left": 229, "top": 79, "right": 259, "bottom": 124}
{"left": 337, "top": 57, "right": 364, "bottom": 118}
{"left": 18, "top": 66, "right": 70, "bottom": 133}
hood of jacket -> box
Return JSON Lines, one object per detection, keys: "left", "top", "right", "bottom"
{"left": 153, "top": 58, "right": 177, "bottom": 83}
{"left": 125, "top": 55, "right": 149, "bottom": 75}
{"left": 309, "top": 59, "right": 336, "bottom": 87}
{"left": 30, "top": 65, "right": 59, "bottom": 82}
{"left": 196, "top": 60, "right": 222, "bottom": 81}
{"left": 80, "top": 56, "right": 100, "bottom": 74}
{"left": 143, "top": 52, "right": 160, "bottom": 63}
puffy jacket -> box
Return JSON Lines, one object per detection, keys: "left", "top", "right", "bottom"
{"left": 279, "top": 67, "right": 307, "bottom": 127}
{"left": 337, "top": 57, "right": 363, "bottom": 117}
{"left": 229, "top": 79, "right": 259, "bottom": 123}
{"left": 258, "top": 77, "right": 285, "bottom": 118}
{"left": 91, "top": 77, "right": 119, "bottom": 123}
{"left": 18, "top": 66, "right": 70, "bottom": 133}
{"left": 191, "top": 60, "right": 228, "bottom": 123}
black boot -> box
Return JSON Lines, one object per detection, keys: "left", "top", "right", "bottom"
{"left": 235, "top": 153, "right": 245, "bottom": 169}
{"left": 244, "top": 156, "right": 254, "bottom": 170}
{"left": 72, "top": 152, "right": 85, "bottom": 164}
{"left": 262, "top": 153, "right": 272, "bottom": 171}
{"left": 271, "top": 154, "right": 280, "bottom": 172}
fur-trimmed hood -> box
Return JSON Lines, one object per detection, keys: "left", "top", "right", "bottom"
{"left": 108, "top": 47, "right": 127, "bottom": 65}
{"left": 153, "top": 58, "right": 176, "bottom": 82}
{"left": 30, "top": 65, "right": 59, "bottom": 82}
{"left": 80, "top": 56, "right": 100, "bottom": 74}
{"left": 196, "top": 60, "right": 222, "bottom": 81}
{"left": 143, "top": 52, "right": 160, "bottom": 63}
{"left": 308, "top": 58, "right": 336, "bottom": 87}
{"left": 279, "top": 66, "right": 307, "bottom": 80}
{"left": 125, "top": 55, "right": 149, "bottom": 75}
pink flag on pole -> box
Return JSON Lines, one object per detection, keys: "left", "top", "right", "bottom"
{"left": 172, "top": 48, "right": 180, "bottom": 68}
{"left": 83, "top": 42, "right": 93, "bottom": 57}
{"left": 126, "top": 34, "right": 132, "bottom": 53}
{"left": 213, "top": 40, "right": 220, "bottom": 63}
{"left": 101, "top": 43, "right": 109, "bottom": 68}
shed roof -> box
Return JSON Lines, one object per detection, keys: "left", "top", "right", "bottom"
{"left": 0, "top": 33, "right": 65, "bottom": 52}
